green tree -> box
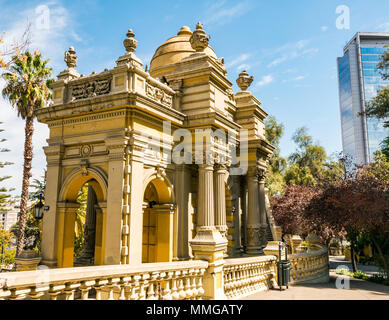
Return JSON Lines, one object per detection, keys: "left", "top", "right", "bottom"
{"left": 28, "top": 172, "right": 46, "bottom": 201}
{"left": 0, "top": 24, "right": 31, "bottom": 69}
{"left": 0, "top": 228, "right": 15, "bottom": 265}
{"left": 10, "top": 172, "right": 49, "bottom": 255}
{"left": 264, "top": 116, "right": 287, "bottom": 195}
{"left": 0, "top": 122, "right": 14, "bottom": 212}
{"left": 285, "top": 127, "right": 344, "bottom": 186}
{"left": 2, "top": 50, "right": 53, "bottom": 256}
{"left": 74, "top": 185, "right": 88, "bottom": 258}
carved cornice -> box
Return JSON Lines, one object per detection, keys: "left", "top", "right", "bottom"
{"left": 47, "top": 110, "right": 126, "bottom": 128}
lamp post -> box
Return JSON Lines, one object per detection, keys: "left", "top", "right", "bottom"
{"left": 33, "top": 193, "right": 44, "bottom": 220}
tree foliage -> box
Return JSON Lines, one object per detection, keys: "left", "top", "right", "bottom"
{"left": 1, "top": 50, "right": 53, "bottom": 256}
{"left": 264, "top": 116, "right": 287, "bottom": 195}
{"left": 0, "top": 24, "right": 31, "bottom": 69}
{"left": 0, "top": 228, "right": 15, "bottom": 265}
{"left": 284, "top": 127, "right": 344, "bottom": 186}
{"left": 74, "top": 185, "right": 88, "bottom": 258}
{"left": 272, "top": 153, "right": 389, "bottom": 276}
{"left": 0, "top": 122, "right": 14, "bottom": 212}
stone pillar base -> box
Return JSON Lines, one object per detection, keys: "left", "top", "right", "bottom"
{"left": 263, "top": 241, "right": 286, "bottom": 259}
{"left": 246, "top": 224, "right": 268, "bottom": 256}
{"left": 14, "top": 250, "right": 42, "bottom": 271}
{"left": 190, "top": 228, "right": 228, "bottom": 300}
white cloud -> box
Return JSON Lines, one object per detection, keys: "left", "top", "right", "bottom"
{"left": 293, "top": 75, "right": 306, "bottom": 81}
{"left": 321, "top": 26, "right": 328, "bottom": 32}
{"left": 282, "top": 74, "right": 308, "bottom": 83}
{"left": 267, "top": 40, "right": 319, "bottom": 68}
{"left": 255, "top": 75, "right": 274, "bottom": 88}
{"left": 226, "top": 53, "right": 252, "bottom": 68}
{"left": 377, "top": 22, "right": 389, "bottom": 32}
{"left": 203, "top": 1, "right": 251, "bottom": 26}
{"left": 236, "top": 63, "right": 250, "bottom": 71}
{"left": 0, "top": 1, "right": 79, "bottom": 196}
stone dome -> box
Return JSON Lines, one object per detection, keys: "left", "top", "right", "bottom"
{"left": 149, "top": 26, "right": 217, "bottom": 78}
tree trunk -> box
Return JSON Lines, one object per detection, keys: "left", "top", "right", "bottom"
{"left": 15, "top": 116, "right": 34, "bottom": 257}
{"left": 371, "top": 234, "right": 389, "bottom": 279}
{"left": 350, "top": 240, "right": 358, "bottom": 273}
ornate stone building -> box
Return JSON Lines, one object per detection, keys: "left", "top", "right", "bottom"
{"left": 37, "top": 23, "right": 275, "bottom": 271}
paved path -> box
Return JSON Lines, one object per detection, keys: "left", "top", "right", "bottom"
{"left": 242, "top": 256, "right": 388, "bottom": 300}
{"left": 329, "top": 255, "right": 383, "bottom": 276}
{"left": 242, "top": 272, "right": 389, "bottom": 300}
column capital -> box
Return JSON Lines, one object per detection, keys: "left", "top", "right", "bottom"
{"left": 247, "top": 166, "right": 266, "bottom": 181}
{"left": 214, "top": 163, "right": 228, "bottom": 172}
{"left": 198, "top": 163, "right": 214, "bottom": 172}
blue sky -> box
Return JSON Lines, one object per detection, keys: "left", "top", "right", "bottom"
{"left": 1, "top": 0, "right": 389, "bottom": 195}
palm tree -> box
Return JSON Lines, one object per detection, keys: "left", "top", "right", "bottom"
{"left": 2, "top": 50, "right": 53, "bottom": 256}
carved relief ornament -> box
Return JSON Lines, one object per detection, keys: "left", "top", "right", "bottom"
{"left": 146, "top": 83, "right": 173, "bottom": 106}
{"left": 71, "top": 78, "right": 111, "bottom": 101}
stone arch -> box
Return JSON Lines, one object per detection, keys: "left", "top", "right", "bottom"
{"left": 142, "top": 169, "right": 175, "bottom": 204}
{"left": 59, "top": 166, "right": 108, "bottom": 203}
{"left": 142, "top": 168, "right": 175, "bottom": 263}
{"left": 56, "top": 166, "right": 108, "bottom": 268}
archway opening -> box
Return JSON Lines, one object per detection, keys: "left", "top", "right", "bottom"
{"left": 142, "top": 177, "right": 174, "bottom": 263}
{"left": 57, "top": 168, "right": 107, "bottom": 268}
{"left": 73, "top": 183, "right": 98, "bottom": 266}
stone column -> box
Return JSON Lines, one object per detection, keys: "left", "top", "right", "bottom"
{"left": 105, "top": 136, "right": 128, "bottom": 265}
{"left": 231, "top": 175, "right": 242, "bottom": 257}
{"left": 175, "top": 164, "right": 192, "bottom": 260}
{"left": 259, "top": 176, "right": 269, "bottom": 250}
{"left": 190, "top": 163, "right": 227, "bottom": 300}
{"left": 94, "top": 202, "right": 107, "bottom": 265}
{"left": 75, "top": 186, "right": 97, "bottom": 266}
{"left": 41, "top": 143, "right": 64, "bottom": 267}
{"left": 246, "top": 166, "right": 267, "bottom": 255}
{"left": 259, "top": 178, "right": 267, "bottom": 226}
{"left": 240, "top": 176, "right": 248, "bottom": 252}
{"left": 56, "top": 202, "right": 79, "bottom": 268}
{"left": 214, "top": 164, "right": 227, "bottom": 238}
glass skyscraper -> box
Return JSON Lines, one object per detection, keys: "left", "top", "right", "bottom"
{"left": 337, "top": 33, "right": 389, "bottom": 165}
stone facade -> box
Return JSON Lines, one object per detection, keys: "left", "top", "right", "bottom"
{"left": 37, "top": 23, "right": 275, "bottom": 279}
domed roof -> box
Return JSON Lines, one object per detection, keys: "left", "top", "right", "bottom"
{"left": 149, "top": 26, "right": 217, "bottom": 78}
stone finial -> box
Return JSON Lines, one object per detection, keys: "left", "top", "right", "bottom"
{"left": 64, "top": 46, "right": 77, "bottom": 69}
{"left": 236, "top": 70, "right": 254, "bottom": 91}
{"left": 189, "top": 22, "right": 209, "bottom": 52}
{"left": 123, "top": 29, "right": 138, "bottom": 53}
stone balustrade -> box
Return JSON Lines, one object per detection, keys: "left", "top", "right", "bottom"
{"left": 223, "top": 255, "right": 277, "bottom": 299}
{"left": 0, "top": 261, "right": 207, "bottom": 300}
{"left": 288, "top": 246, "right": 329, "bottom": 284}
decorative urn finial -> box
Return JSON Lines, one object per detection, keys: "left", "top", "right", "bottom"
{"left": 64, "top": 46, "right": 77, "bottom": 69}
{"left": 123, "top": 29, "right": 138, "bottom": 53}
{"left": 236, "top": 70, "right": 254, "bottom": 91}
{"left": 189, "top": 22, "right": 209, "bottom": 52}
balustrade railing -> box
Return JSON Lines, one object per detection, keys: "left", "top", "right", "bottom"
{"left": 223, "top": 255, "right": 277, "bottom": 299}
{"left": 0, "top": 261, "right": 207, "bottom": 300}
{"left": 288, "top": 246, "right": 329, "bottom": 284}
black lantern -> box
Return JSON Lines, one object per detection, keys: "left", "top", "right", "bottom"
{"left": 33, "top": 193, "right": 44, "bottom": 220}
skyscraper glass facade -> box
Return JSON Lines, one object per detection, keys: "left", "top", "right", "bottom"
{"left": 337, "top": 33, "right": 389, "bottom": 164}
{"left": 338, "top": 52, "right": 356, "bottom": 159}
{"left": 360, "top": 47, "right": 389, "bottom": 158}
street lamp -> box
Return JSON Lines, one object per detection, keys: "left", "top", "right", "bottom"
{"left": 33, "top": 193, "right": 44, "bottom": 220}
